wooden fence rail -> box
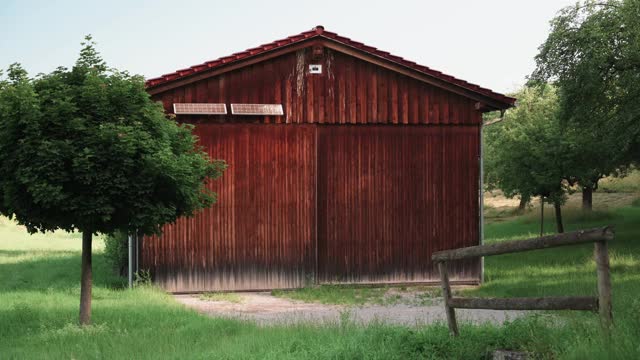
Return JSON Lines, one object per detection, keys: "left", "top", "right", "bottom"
{"left": 432, "top": 226, "right": 614, "bottom": 336}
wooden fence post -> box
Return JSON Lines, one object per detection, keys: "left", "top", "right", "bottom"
{"left": 438, "top": 261, "right": 459, "bottom": 336}
{"left": 595, "top": 240, "right": 613, "bottom": 331}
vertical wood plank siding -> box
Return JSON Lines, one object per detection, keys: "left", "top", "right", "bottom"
{"left": 144, "top": 45, "right": 484, "bottom": 291}
{"left": 143, "top": 124, "right": 316, "bottom": 292}
{"left": 317, "top": 126, "right": 480, "bottom": 283}
{"left": 153, "top": 49, "right": 480, "bottom": 126}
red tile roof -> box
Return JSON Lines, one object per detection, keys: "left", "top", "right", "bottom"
{"left": 146, "top": 26, "right": 515, "bottom": 108}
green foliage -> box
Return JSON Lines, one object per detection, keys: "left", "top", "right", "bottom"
{"left": 103, "top": 231, "right": 127, "bottom": 276}
{"left": 0, "top": 36, "right": 226, "bottom": 236}
{"left": 134, "top": 269, "right": 152, "bottom": 286}
{"left": 531, "top": 0, "right": 640, "bottom": 171}
{"left": 484, "top": 85, "right": 569, "bottom": 206}
{"left": 272, "top": 285, "right": 389, "bottom": 305}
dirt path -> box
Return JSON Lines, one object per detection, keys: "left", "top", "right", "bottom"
{"left": 175, "top": 292, "right": 526, "bottom": 326}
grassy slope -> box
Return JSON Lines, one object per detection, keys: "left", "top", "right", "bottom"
{"left": 478, "top": 207, "right": 640, "bottom": 359}
{"left": 1, "top": 205, "right": 639, "bottom": 359}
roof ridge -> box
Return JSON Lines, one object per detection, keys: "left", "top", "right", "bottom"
{"left": 146, "top": 26, "right": 515, "bottom": 107}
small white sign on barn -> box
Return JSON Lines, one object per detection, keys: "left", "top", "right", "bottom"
{"left": 309, "top": 64, "right": 322, "bottom": 74}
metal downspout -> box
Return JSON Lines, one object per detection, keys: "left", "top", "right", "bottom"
{"left": 479, "top": 121, "right": 485, "bottom": 284}
{"left": 128, "top": 234, "right": 133, "bottom": 288}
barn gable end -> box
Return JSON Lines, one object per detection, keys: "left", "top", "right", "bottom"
{"left": 151, "top": 47, "right": 490, "bottom": 125}
{"left": 142, "top": 26, "right": 514, "bottom": 292}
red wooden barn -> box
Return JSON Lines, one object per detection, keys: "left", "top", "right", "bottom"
{"left": 142, "top": 26, "right": 515, "bottom": 292}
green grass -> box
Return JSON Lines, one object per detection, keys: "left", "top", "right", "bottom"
{"left": 272, "top": 284, "right": 442, "bottom": 306}
{"left": 475, "top": 206, "right": 640, "bottom": 358}
{"left": 483, "top": 203, "right": 523, "bottom": 222}
{"left": 199, "top": 291, "right": 243, "bottom": 303}
{"left": 272, "top": 285, "right": 390, "bottom": 306}
{"left": 484, "top": 205, "right": 620, "bottom": 240}
{"left": 1, "top": 206, "right": 639, "bottom": 359}
{"left": 599, "top": 169, "right": 640, "bottom": 193}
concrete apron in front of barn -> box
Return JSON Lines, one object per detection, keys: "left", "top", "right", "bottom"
{"left": 174, "top": 292, "right": 526, "bottom": 326}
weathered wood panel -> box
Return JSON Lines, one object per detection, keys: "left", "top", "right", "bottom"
{"left": 439, "top": 262, "right": 459, "bottom": 335}
{"left": 448, "top": 296, "right": 599, "bottom": 311}
{"left": 316, "top": 125, "right": 481, "bottom": 284}
{"left": 143, "top": 124, "right": 316, "bottom": 292}
{"left": 595, "top": 240, "right": 613, "bottom": 329}
{"left": 432, "top": 227, "right": 614, "bottom": 262}
{"left": 152, "top": 49, "right": 481, "bottom": 126}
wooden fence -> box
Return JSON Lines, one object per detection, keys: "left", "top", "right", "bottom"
{"left": 431, "top": 227, "right": 614, "bottom": 336}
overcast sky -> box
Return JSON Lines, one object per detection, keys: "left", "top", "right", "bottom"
{"left": 1, "top": 0, "right": 575, "bottom": 94}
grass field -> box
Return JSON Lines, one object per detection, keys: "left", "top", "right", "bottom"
{"left": 199, "top": 291, "right": 244, "bottom": 303}
{"left": 1, "top": 203, "right": 639, "bottom": 358}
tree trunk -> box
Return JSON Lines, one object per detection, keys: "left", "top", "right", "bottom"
{"left": 540, "top": 196, "right": 544, "bottom": 237}
{"left": 553, "top": 200, "right": 564, "bottom": 234}
{"left": 582, "top": 186, "right": 593, "bottom": 211}
{"left": 517, "top": 196, "right": 528, "bottom": 213}
{"left": 79, "top": 231, "right": 92, "bottom": 326}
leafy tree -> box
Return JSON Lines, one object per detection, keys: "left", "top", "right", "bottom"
{"left": 0, "top": 36, "right": 226, "bottom": 325}
{"left": 531, "top": 0, "right": 640, "bottom": 209}
{"left": 484, "top": 85, "right": 570, "bottom": 233}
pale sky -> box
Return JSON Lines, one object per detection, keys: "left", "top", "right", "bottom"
{"left": 1, "top": 0, "right": 575, "bottom": 94}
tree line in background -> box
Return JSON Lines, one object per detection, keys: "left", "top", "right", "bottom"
{"left": 484, "top": 0, "right": 639, "bottom": 233}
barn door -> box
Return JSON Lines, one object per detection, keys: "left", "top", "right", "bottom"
{"left": 144, "top": 124, "right": 317, "bottom": 292}
{"left": 316, "top": 125, "right": 481, "bottom": 284}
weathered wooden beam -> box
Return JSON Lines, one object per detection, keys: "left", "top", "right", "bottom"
{"left": 432, "top": 227, "right": 614, "bottom": 262}
{"left": 448, "top": 296, "right": 598, "bottom": 311}
{"left": 438, "top": 262, "right": 459, "bottom": 336}
{"left": 595, "top": 241, "right": 613, "bottom": 330}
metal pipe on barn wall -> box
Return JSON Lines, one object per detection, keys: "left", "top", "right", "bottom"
{"left": 128, "top": 234, "right": 133, "bottom": 288}
{"left": 479, "top": 121, "right": 485, "bottom": 283}
{"left": 127, "top": 233, "right": 141, "bottom": 288}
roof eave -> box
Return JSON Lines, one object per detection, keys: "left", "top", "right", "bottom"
{"left": 146, "top": 28, "right": 515, "bottom": 110}
{"left": 146, "top": 37, "right": 318, "bottom": 96}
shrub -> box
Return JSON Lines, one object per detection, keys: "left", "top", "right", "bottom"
{"left": 104, "top": 231, "right": 128, "bottom": 277}
{"left": 134, "top": 269, "right": 152, "bottom": 286}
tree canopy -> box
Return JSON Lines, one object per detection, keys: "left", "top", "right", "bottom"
{"left": 484, "top": 85, "right": 569, "bottom": 232}
{"left": 0, "top": 36, "right": 226, "bottom": 236}
{"left": 531, "top": 0, "right": 640, "bottom": 185}
{"left": 0, "top": 36, "right": 226, "bottom": 324}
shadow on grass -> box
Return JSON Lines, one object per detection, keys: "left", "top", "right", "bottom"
{"left": 0, "top": 250, "right": 126, "bottom": 293}
{"left": 0, "top": 250, "right": 36, "bottom": 258}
